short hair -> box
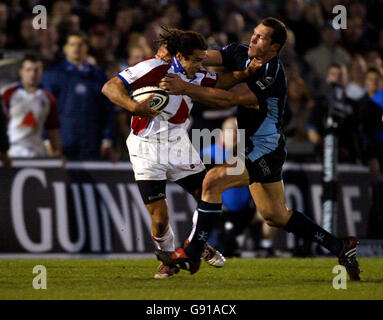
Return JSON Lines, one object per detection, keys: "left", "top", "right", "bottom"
{"left": 328, "top": 62, "right": 342, "bottom": 70}
{"left": 20, "top": 53, "right": 43, "bottom": 68}
{"left": 65, "top": 31, "right": 89, "bottom": 46}
{"left": 366, "top": 67, "right": 382, "bottom": 78}
{"left": 260, "top": 17, "right": 287, "bottom": 53}
{"left": 157, "top": 26, "right": 208, "bottom": 58}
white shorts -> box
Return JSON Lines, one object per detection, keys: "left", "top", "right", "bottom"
{"left": 127, "top": 133, "right": 205, "bottom": 181}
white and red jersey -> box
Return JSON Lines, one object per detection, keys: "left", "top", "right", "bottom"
{"left": 117, "top": 57, "right": 217, "bottom": 140}
{"left": 1, "top": 83, "right": 59, "bottom": 157}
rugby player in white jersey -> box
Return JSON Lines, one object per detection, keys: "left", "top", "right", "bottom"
{"left": 102, "top": 27, "right": 255, "bottom": 278}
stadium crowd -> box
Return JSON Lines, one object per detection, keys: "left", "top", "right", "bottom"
{"left": 0, "top": 0, "right": 381, "bottom": 169}
{"left": 0, "top": 0, "right": 382, "bottom": 254}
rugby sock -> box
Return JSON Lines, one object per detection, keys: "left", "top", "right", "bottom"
{"left": 284, "top": 210, "right": 342, "bottom": 256}
{"left": 186, "top": 210, "right": 199, "bottom": 245}
{"left": 152, "top": 225, "right": 175, "bottom": 252}
{"left": 184, "top": 201, "right": 222, "bottom": 260}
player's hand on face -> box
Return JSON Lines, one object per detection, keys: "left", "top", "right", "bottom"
{"left": 159, "top": 74, "right": 185, "bottom": 95}
{"left": 247, "top": 57, "right": 266, "bottom": 75}
{"left": 155, "top": 45, "right": 172, "bottom": 63}
{"left": 134, "top": 94, "right": 161, "bottom": 119}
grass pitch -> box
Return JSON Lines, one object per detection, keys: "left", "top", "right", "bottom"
{"left": 0, "top": 258, "right": 382, "bottom": 300}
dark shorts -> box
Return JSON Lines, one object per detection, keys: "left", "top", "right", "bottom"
{"left": 137, "top": 170, "right": 206, "bottom": 204}
{"left": 244, "top": 135, "right": 287, "bottom": 184}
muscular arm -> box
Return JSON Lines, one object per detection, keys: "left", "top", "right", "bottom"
{"left": 102, "top": 77, "right": 160, "bottom": 118}
{"left": 160, "top": 75, "right": 258, "bottom": 108}
{"left": 215, "top": 69, "right": 252, "bottom": 89}
{"left": 102, "top": 77, "right": 138, "bottom": 113}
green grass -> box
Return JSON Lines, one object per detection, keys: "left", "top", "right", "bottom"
{"left": 0, "top": 258, "right": 382, "bottom": 300}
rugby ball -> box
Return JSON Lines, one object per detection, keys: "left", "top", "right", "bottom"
{"left": 131, "top": 86, "right": 169, "bottom": 111}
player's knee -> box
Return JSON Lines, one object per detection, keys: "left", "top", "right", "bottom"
{"left": 203, "top": 168, "right": 227, "bottom": 193}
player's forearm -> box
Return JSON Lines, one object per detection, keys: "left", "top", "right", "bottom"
{"left": 102, "top": 77, "right": 138, "bottom": 113}
{"left": 181, "top": 82, "right": 237, "bottom": 108}
{"left": 216, "top": 70, "right": 251, "bottom": 89}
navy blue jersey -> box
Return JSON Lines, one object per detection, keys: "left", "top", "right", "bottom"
{"left": 220, "top": 43, "right": 287, "bottom": 161}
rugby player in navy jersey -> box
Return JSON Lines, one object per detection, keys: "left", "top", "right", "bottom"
{"left": 157, "top": 17, "right": 361, "bottom": 281}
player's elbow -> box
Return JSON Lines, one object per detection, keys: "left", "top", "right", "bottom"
{"left": 101, "top": 80, "right": 112, "bottom": 98}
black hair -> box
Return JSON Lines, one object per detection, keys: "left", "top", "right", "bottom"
{"left": 20, "top": 53, "right": 43, "bottom": 68}
{"left": 260, "top": 17, "right": 287, "bottom": 53}
{"left": 157, "top": 26, "right": 208, "bottom": 58}
{"left": 366, "top": 67, "right": 383, "bottom": 78}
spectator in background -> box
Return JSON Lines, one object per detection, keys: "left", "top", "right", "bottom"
{"left": 346, "top": 54, "right": 367, "bottom": 102}
{"left": 120, "top": 43, "right": 153, "bottom": 70}
{"left": 0, "top": 100, "right": 11, "bottom": 167}
{"left": 18, "top": 15, "right": 40, "bottom": 50}
{"left": 224, "top": 12, "right": 245, "bottom": 44}
{"left": 283, "top": 65, "right": 314, "bottom": 143}
{"left": 42, "top": 32, "right": 116, "bottom": 160}
{"left": 1, "top": 54, "right": 62, "bottom": 159}
{"left": 80, "top": 0, "right": 111, "bottom": 32}
{"left": 305, "top": 23, "right": 351, "bottom": 87}
{"left": 358, "top": 67, "right": 383, "bottom": 238}
{"left": 359, "top": 68, "right": 383, "bottom": 173}
{"left": 365, "top": 50, "right": 383, "bottom": 73}
{"left": 88, "top": 24, "right": 116, "bottom": 70}
{"left": 342, "top": 17, "right": 375, "bottom": 55}
{"left": 283, "top": 0, "right": 320, "bottom": 56}
{"left": 307, "top": 63, "right": 360, "bottom": 163}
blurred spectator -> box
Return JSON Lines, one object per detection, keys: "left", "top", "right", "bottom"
{"left": 283, "top": 70, "right": 314, "bottom": 141}
{"left": 1, "top": 54, "right": 62, "bottom": 158}
{"left": 40, "top": 24, "right": 60, "bottom": 66}
{"left": 305, "top": 23, "right": 351, "bottom": 85}
{"left": 18, "top": 15, "right": 40, "bottom": 50}
{"left": 120, "top": 43, "right": 153, "bottom": 70}
{"left": 346, "top": 54, "right": 368, "bottom": 102}
{"left": 342, "top": 17, "right": 376, "bottom": 55}
{"left": 88, "top": 24, "right": 117, "bottom": 69}
{"left": 0, "top": 99, "right": 11, "bottom": 167}
{"left": 283, "top": 0, "right": 320, "bottom": 55}
{"left": 307, "top": 63, "right": 360, "bottom": 163}
{"left": 359, "top": 67, "right": 383, "bottom": 172}
{"left": 365, "top": 50, "right": 383, "bottom": 73}
{"left": 42, "top": 32, "right": 116, "bottom": 160}
{"left": 358, "top": 67, "right": 383, "bottom": 238}
{"left": 80, "top": 0, "right": 111, "bottom": 31}
{"left": 224, "top": 12, "right": 245, "bottom": 44}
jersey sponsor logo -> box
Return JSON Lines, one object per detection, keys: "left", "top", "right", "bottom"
{"left": 148, "top": 193, "right": 166, "bottom": 201}
{"left": 256, "top": 76, "right": 274, "bottom": 90}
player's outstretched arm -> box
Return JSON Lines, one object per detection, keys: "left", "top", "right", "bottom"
{"left": 160, "top": 74, "right": 258, "bottom": 109}
{"left": 102, "top": 77, "right": 160, "bottom": 118}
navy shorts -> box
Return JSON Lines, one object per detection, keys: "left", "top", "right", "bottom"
{"left": 244, "top": 135, "right": 287, "bottom": 184}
